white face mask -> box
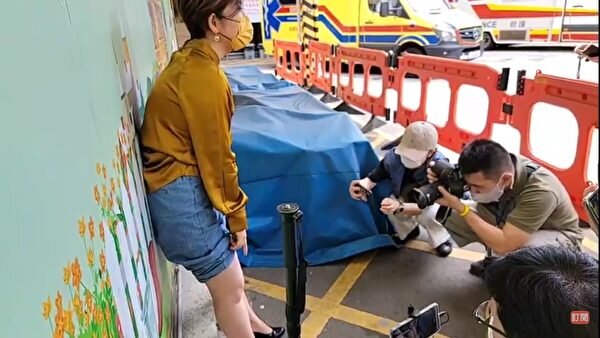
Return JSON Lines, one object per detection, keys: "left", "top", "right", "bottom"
{"left": 471, "top": 176, "right": 512, "bottom": 204}
{"left": 399, "top": 149, "right": 429, "bottom": 169}
{"left": 471, "top": 184, "right": 504, "bottom": 204}
{"left": 400, "top": 155, "right": 426, "bottom": 169}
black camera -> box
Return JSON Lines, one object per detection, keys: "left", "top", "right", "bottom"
{"left": 408, "top": 160, "right": 467, "bottom": 210}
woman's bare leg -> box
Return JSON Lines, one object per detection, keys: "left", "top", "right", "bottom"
{"left": 205, "top": 256, "right": 253, "bottom": 338}
{"left": 244, "top": 292, "right": 273, "bottom": 334}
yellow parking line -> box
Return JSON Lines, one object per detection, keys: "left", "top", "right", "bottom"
{"left": 245, "top": 276, "right": 288, "bottom": 300}
{"left": 245, "top": 236, "right": 598, "bottom": 337}
{"left": 333, "top": 305, "right": 398, "bottom": 335}
{"left": 301, "top": 313, "right": 331, "bottom": 338}
{"left": 301, "top": 251, "right": 377, "bottom": 337}
{"left": 371, "top": 127, "right": 396, "bottom": 140}
{"left": 407, "top": 237, "right": 598, "bottom": 259}
{"left": 322, "top": 251, "right": 376, "bottom": 304}
{"left": 404, "top": 240, "right": 485, "bottom": 262}
{"left": 245, "top": 276, "right": 451, "bottom": 338}
{"left": 333, "top": 305, "right": 450, "bottom": 338}
{"left": 371, "top": 133, "right": 387, "bottom": 148}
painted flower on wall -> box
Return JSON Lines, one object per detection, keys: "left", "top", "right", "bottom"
{"left": 42, "top": 114, "right": 163, "bottom": 337}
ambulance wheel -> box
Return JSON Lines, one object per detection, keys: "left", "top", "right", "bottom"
{"left": 483, "top": 33, "right": 496, "bottom": 50}
{"left": 396, "top": 46, "right": 424, "bottom": 78}
{"left": 401, "top": 47, "right": 424, "bottom": 56}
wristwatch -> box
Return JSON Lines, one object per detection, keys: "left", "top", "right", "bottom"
{"left": 393, "top": 203, "right": 405, "bottom": 215}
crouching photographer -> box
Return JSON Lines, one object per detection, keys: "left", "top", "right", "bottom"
{"left": 424, "top": 139, "right": 583, "bottom": 277}
{"left": 349, "top": 122, "right": 453, "bottom": 256}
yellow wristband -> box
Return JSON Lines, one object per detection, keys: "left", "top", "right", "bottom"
{"left": 459, "top": 204, "right": 470, "bottom": 217}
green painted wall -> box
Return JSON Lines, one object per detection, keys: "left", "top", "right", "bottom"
{"left": 0, "top": 0, "right": 178, "bottom": 337}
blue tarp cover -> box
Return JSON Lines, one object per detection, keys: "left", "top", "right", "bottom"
{"left": 226, "top": 66, "right": 395, "bottom": 267}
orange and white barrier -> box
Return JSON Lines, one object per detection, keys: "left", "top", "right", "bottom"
{"left": 335, "top": 46, "right": 392, "bottom": 119}
{"left": 272, "top": 39, "right": 598, "bottom": 221}
{"left": 392, "top": 54, "right": 509, "bottom": 154}
{"left": 307, "top": 41, "right": 336, "bottom": 95}
{"left": 274, "top": 40, "right": 305, "bottom": 85}
{"left": 508, "top": 72, "right": 599, "bottom": 219}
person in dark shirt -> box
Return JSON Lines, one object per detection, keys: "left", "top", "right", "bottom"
{"left": 349, "top": 121, "right": 453, "bottom": 256}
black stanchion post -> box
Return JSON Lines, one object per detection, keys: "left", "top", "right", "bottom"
{"left": 278, "top": 203, "right": 305, "bottom": 338}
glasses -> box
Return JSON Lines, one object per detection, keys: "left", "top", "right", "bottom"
{"left": 473, "top": 300, "right": 507, "bottom": 337}
{"left": 218, "top": 9, "right": 245, "bottom": 23}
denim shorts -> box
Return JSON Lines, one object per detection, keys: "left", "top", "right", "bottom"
{"left": 147, "top": 176, "right": 234, "bottom": 283}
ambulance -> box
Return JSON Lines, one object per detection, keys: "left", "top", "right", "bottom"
{"left": 452, "top": 0, "right": 599, "bottom": 49}
{"left": 260, "top": 0, "right": 485, "bottom": 60}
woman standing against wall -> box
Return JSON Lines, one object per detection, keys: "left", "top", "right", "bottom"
{"left": 140, "top": 1, "right": 284, "bottom": 337}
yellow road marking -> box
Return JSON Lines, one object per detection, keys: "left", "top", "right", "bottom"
{"left": 405, "top": 240, "right": 485, "bottom": 262}
{"left": 245, "top": 235, "right": 598, "bottom": 337}
{"left": 245, "top": 275, "right": 450, "bottom": 338}
{"left": 371, "top": 127, "right": 396, "bottom": 140}
{"left": 301, "top": 251, "right": 377, "bottom": 337}
{"left": 323, "top": 252, "right": 376, "bottom": 304}
{"left": 301, "top": 313, "right": 331, "bottom": 338}
{"left": 371, "top": 133, "right": 387, "bottom": 148}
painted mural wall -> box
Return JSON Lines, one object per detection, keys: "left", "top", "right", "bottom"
{"left": 0, "top": 0, "right": 178, "bottom": 337}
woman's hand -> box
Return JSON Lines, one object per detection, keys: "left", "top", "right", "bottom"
{"left": 230, "top": 230, "right": 248, "bottom": 256}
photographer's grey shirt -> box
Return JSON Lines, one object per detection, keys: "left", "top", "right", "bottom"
{"left": 445, "top": 155, "right": 583, "bottom": 247}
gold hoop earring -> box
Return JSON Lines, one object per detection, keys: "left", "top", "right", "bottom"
{"left": 214, "top": 34, "right": 220, "bottom": 42}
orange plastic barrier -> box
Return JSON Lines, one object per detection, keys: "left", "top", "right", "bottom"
{"left": 274, "top": 40, "right": 305, "bottom": 85}
{"left": 335, "top": 46, "right": 392, "bottom": 119}
{"left": 307, "top": 41, "right": 335, "bottom": 95}
{"left": 270, "top": 39, "right": 598, "bottom": 222}
{"left": 392, "top": 54, "right": 510, "bottom": 154}
{"left": 508, "top": 72, "right": 599, "bottom": 220}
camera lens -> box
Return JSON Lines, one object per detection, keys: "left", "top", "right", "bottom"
{"left": 408, "top": 189, "right": 430, "bottom": 209}
{"left": 408, "top": 182, "right": 441, "bottom": 209}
